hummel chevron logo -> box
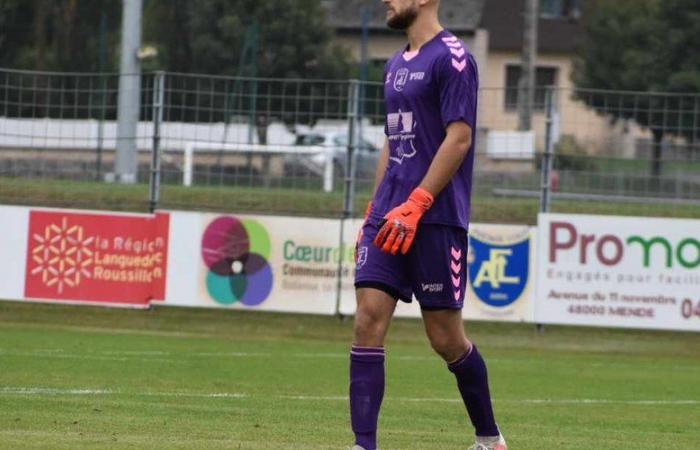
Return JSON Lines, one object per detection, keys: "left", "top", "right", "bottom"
{"left": 441, "top": 36, "right": 466, "bottom": 72}
{"left": 450, "top": 246, "right": 462, "bottom": 302}
{"left": 450, "top": 47, "right": 465, "bottom": 58}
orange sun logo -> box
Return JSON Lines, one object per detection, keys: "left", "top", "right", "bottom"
{"left": 30, "top": 216, "right": 94, "bottom": 293}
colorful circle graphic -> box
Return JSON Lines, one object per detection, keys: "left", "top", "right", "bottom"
{"left": 201, "top": 216, "right": 273, "bottom": 306}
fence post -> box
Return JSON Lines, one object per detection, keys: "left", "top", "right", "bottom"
{"left": 334, "top": 79, "right": 360, "bottom": 318}
{"left": 540, "top": 87, "right": 555, "bottom": 214}
{"left": 96, "top": 73, "right": 107, "bottom": 181}
{"left": 149, "top": 71, "right": 165, "bottom": 213}
{"left": 536, "top": 86, "right": 556, "bottom": 333}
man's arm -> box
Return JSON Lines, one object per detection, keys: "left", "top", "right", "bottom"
{"left": 355, "top": 139, "right": 389, "bottom": 257}
{"left": 418, "top": 121, "right": 472, "bottom": 197}
{"left": 371, "top": 138, "right": 390, "bottom": 197}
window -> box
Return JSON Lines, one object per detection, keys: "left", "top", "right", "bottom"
{"left": 296, "top": 134, "right": 324, "bottom": 146}
{"left": 540, "top": 0, "right": 564, "bottom": 17}
{"left": 540, "top": 0, "right": 580, "bottom": 19}
{"left": 504, "top": 65, "right": 558, "bottom": 112}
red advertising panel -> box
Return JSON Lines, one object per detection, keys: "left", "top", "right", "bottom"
{"left": 24, "top": 210, "right": 169, "bottom": 306}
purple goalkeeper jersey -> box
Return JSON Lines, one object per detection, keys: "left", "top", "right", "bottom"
{"left": 371, "top": 30, "right": 479, "bottom": 230}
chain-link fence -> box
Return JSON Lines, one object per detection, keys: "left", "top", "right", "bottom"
{"left": 1, "top": 67, "right": 699, "bottom": 222}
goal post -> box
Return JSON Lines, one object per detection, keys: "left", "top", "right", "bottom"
{"left": 182, "top": 142, "right": 335, "bottom": 192}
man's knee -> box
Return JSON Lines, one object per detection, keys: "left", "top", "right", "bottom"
{"left": 353, "top": 288, "right": 396, "bottom": 346}
{"left": 354, "top": 304, "right": 389, "bottom": 345}
{"left": 429, "top": 335, "right": 469, "bottom": 363}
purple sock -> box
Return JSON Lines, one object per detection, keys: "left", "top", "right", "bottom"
{"left": 448, "top": 344, "right": 499, "bottom": 437}
{"left": 349, "top": 345, "right": 385, "bottom": 450}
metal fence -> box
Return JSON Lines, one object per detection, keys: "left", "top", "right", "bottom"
{"left": 1, "top": 67, "right": 699, "bottom": 222}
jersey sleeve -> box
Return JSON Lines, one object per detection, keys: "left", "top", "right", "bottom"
{"left": 436, "top": 50, "right": 478, "bottom": 130}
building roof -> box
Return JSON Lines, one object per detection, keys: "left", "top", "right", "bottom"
{"left": 481, "top": 0, "right": 585, "bottom": 53}
{"left": 323, "top": 0, "right": 485, "bottom": 33}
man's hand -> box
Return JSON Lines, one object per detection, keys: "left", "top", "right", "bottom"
{"left": 355, "top": 201, "right": 372, "bottom": 262}
{"left": 373, "top": 188, "right": 434, "bottom": 255}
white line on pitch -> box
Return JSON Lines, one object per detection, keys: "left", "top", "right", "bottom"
{"left": 1, "top": 349, "right": 697, "bottom": 372}
{"left": 1, "top": 387, "right": 698, "bottom": 406}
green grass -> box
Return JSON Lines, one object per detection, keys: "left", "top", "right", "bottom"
{"left": 594, "top": 157, "right": 700, "bottom": 175}
{"left": 2, "top": 177, "right": 700, "bottom": 224}
{"left": 0, "top": 301, "right": 699, "bottom": 449}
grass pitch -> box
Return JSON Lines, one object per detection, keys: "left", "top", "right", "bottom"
{"left": 0, "top": 301, "right": 699, "bottom": 449}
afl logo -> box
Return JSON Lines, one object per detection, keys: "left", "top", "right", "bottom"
{"left": 467, "top": 234, "right": 530, "bottom": 309}
{"left": 394, "top": 68, "right": 409, "bottom": 92}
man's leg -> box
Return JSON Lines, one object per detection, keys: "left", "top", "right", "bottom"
{"left": 350, "top": 287, "right": 397, "bottom": 450}
{"left": 422, "top": 309, "right": 501, "bottom": 442}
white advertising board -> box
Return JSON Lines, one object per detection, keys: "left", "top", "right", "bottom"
{"left": 0, "top": 206, "right": 29, "bottom": 301}
{"left": 536, "top": 213, "right": 700, "bottom": 332}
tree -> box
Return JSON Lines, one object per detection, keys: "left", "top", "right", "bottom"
{"left": 144, "top": 0, "right": 351, "bottom": 79}
{"left": 0, "top": 0, "right": 33, "bottom": 68}
{"left": 143, "top": 0, "right": 353, "bottom": 134}
{"left": 574, "top": 0, "right": 700, "bottom": 178}
{"left": 0, "top": 0, "right": 121, "bottom": 72}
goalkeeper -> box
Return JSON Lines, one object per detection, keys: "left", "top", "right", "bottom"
{"left": 349, "top": 1, "right": 506, "bottom": 449}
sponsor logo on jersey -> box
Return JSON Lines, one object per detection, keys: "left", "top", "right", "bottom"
{"left": 386, "top": 109, "right": 418, "bottom": 164}
{"left": 421, "top": 283, "right": 444, "bottom": 293}
{"left": 409, "top": 72, "right": 425, "bottom": 81}
{"left": 467, "top": 234, "right": 529, "bottom": 308}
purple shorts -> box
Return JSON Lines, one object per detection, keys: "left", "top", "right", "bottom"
{"left": 354, "top": 218, "right": 468, "bottom": 310}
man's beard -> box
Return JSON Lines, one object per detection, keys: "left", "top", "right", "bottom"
{"left": 386, "top": 6, "right": 418, "bottom": 30}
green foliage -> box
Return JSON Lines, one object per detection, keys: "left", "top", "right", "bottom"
{"left": 574, "top": 0, "right": 700, "bottom": 176}
{"left": 574, "top": 0, "right": 700, "bottom": 132}
{"left": 143, "top": 0, "right": 352, "bottom": 79}
{"left": 1, "top": 0, "right": 351, "bottom": 79}
{"left": 552, "top": 135, "right": 598, "bottom": 172}
{"left": 0, "top": 0, "right": 121, "bottom": 72}
{"left": 535, "top": 135, "right": 593, "bottom": 171}
{"left": 574, "top": 0, "right": 661, "bottom": 93}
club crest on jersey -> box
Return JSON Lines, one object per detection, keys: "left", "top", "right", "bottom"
{"left": 393, "top": 68, "right": 409, "bottom": 91}
{"left": 386, "top": 109, "right": 418, "bottom": 164}
{"left": 467, "top": 235, "right": 530, "bottom": 308}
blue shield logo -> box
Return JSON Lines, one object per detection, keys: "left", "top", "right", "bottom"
{"left": 467, "top": 236, "right": 529, "bottom": 308}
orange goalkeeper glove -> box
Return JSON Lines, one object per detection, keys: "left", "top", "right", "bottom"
{"left": 373, "top": 187, "right": 434, "bottom": 255}
{"left": 355, "top": 201, "right": 372, "bottom": 262}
